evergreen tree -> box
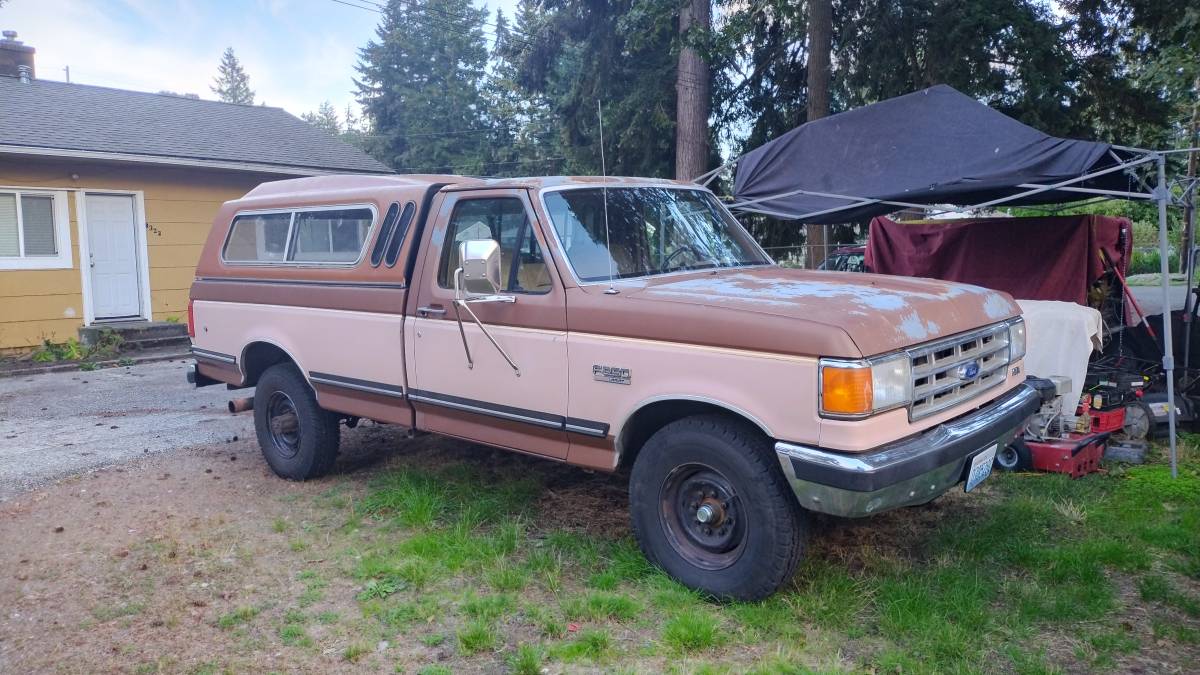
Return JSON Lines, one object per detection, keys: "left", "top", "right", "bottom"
{"left": 355, "top": 0, "right": 490, "bottom": 173}
{"left": 518, "top": 0, "right": 679, "bottom": 177}
{"left": 211, "top": 47, "right": 255, "bottom": 105}
{"left": 301, "top": 101, "right": 342, "bottom": 136}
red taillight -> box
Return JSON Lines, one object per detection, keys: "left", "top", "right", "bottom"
{"left": 187, "top": 299, "right": 196, "bottom": 339}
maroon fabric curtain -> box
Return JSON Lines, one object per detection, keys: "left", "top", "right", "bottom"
{"left": 864, "top": 214, "right": 1131, "bottom": 306}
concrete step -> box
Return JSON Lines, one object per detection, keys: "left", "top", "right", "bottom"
{"left": 79, "top": 320, "right": 189, "bottom": 349}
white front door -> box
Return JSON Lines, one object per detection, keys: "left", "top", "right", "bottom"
{"left": 86, "top": 194, "right": 143, "bottom": 320}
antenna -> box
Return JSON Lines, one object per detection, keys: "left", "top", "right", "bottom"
{"left": 598, "top": 100, "right": 618, "bottom": 294}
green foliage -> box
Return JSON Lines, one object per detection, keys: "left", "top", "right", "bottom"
{"left": 211, "top": 47, "right": 254, "bottom": 105}
{"left": 217, "top": 606, "right": 259, "bottom": 630}
{"left": 507, "top": 642, "right": 546, "bottom": 675}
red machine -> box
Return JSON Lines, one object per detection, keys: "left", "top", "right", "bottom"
{"left": 1025, "top": 434, "right": 1107, "bottom": 479}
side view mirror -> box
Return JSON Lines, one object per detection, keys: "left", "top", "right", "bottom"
{"left": 457, "top": 239, "right": 502, "bottom": 297}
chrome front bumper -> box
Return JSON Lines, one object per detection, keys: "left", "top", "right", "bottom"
{"left": 775, "top": 383, "right": 1042, "bottom": 518}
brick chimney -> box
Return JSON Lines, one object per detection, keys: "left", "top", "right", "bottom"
{"left": 0, "top": 31, "right": 35, "bottom": 81}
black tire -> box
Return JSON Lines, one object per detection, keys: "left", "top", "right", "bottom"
{"left": 994, "top": 438, "right": 1032, "bottom": 471}
{"left": 253, "top": 363, "right": 340, "bottom": 480}
{"left": 628, "top": 414, "right": 807, "bottom": 601}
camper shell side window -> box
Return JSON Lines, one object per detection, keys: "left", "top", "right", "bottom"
{"left": 221, "top": 204, "right": 378, "bottom": 266}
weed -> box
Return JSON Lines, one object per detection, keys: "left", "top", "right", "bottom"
{"left": 92, "top": 602, "right": 145, "bottom": 622}
{"left": 461, "top": 592, "right": 515, "bottom": 621}
{"left": 416, "top": 666, "right": 451, "bottom": 675}
{"left": 217, "top": 606, "right": 259, "bottom": 630}
{"left": 315, "top": 611, "right": 339, "bottom": 625}
{"left": 117, "top": 357, "right": 135, "bottom": 367}
{"left": 343, "top": 642, "right": 370, "bottom": 662}
{"left": 485, "top": 559, "right": 529, "bottom": 592}
{"left": 164, "top": 315, "right": 181, "bottom": 323}
{"left": 523, "top": 603, "right": 566, "bottom": 638}
{"left": 79, "top": 362, "right": 98, "bottom": 372}
{"left": 662, "top": 609, "right": 719, "bottom": 652}
{"left": 552, "top": 628, "right": 612, "bottom": 662}
{"left": 508, "top": 642, "right": 545, "bottom": 675}
{"left": 561, "top": 591, "right": 640, "bottom": 622}
{"left": 279, "top": 623, "right": 311, "bottom": 648}
{"left": 358, "top": 577, "right": 403, "bottom": 601}
{"left": 289, "top": 539, "right": 307, "bottom": 552}
{"left": 271, "top": 518, "right": 288, "bottom": 533}
{"left": 420, "top": 633, "right": 446, "bottom": 647}
{"left": 456, "top": 619, "right": 499, "bottom": 655}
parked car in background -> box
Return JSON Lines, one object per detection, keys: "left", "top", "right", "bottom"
{"left": 817, "top": 245, "right": 866, "bottom": 272}
{"left": 188, "top": 174, "right": 1041, "bottom": 600}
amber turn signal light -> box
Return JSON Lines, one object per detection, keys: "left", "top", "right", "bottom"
{"left": 820, "top": 364, "right": 873, "bottom": 416}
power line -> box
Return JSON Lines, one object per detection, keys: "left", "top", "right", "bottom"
{"left": 392, "top": 155, "right": 568, "bottom": 173}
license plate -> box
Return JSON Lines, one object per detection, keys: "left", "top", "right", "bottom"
{"left": 964, "top": 444, "right": 997, "bottom": 492}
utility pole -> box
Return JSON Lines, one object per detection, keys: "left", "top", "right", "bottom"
{"left": 805, "top": 0, "right": 833, "bottom": 268}
{"left": 675, "top": 0, "right": 710, "bottom": 181}
{"left": 1182, "top": 72, "right": 1199, "bottom": 275}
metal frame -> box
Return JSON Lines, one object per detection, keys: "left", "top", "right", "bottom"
{"left": 707, "top": 144, "right": 1200, "bottom": 479}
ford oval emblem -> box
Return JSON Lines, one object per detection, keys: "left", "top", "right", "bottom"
{"left": 958, "top": 361, "right": 981, "bottom": 379}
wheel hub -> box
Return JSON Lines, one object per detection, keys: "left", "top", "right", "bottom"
{"left": 266, "top": 391, "right": 302, "bottom": 459}
{"left": 660, "top": 464, "right": 746, "bottom": 570}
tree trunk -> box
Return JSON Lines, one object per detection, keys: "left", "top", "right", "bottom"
{"left": 675, "top": 0, "right": 710, "bottom": 181}
{"left": 1182, "top": 72, "right": 1200, "bottom": 276}
{"left": 805, "top": 0, "right": 833, "bottom": 268}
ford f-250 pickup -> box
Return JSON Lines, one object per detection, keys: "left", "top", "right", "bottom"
{"left": 187, "top": 174, "right": 1041, "bottom": 599}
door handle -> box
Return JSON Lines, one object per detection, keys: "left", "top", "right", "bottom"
{"left": 417, "top": 305, "right": 446, "bottom": 317}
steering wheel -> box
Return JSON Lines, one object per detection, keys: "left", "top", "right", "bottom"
{"left": 660, "top": 244, "right": 705, "bottom": 272}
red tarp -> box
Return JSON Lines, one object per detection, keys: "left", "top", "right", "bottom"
{"left": 864, "top": 214, "right": 1131, "bottom": 306}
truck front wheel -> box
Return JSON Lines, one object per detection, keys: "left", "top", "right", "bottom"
{"left": 629, "top": 415, "right": 807, "bottom": 601}
{"left": 253, "top": 363, "right": 340, "bottom": 480}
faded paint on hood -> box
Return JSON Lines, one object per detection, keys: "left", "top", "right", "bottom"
{"left": 625, "top": 266, "right": 1020, "bottom": 356}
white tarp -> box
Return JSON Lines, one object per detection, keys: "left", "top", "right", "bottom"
{"left": 1016, "top": 299, "right": 1103, "bottom": 409}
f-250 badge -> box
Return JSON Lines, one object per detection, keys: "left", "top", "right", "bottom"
{"left": 593, "top": 365, "right": 631, "bottom": 385}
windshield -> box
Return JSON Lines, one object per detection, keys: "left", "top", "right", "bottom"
{"left": 542, "top": 187, "right": 771, "bottom": 282}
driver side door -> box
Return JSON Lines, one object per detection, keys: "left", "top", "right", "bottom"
{"left": 407, "top": 189, "right": 570, "bottom": 459}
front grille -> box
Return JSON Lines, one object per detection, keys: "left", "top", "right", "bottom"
{"left": 908, "top": 323, "right": 1011, "bottom": 421}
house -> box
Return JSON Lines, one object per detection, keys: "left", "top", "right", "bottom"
{"left": 0, "top": 31, "right": 391, "bottom": 352}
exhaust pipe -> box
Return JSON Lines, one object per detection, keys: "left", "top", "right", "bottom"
{"left": 228, "top": 397, "right": 253, "bottom": 414}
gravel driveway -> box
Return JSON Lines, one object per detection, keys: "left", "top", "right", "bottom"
{"left": 0, "top": 359, "right": 254, "bottom": 500}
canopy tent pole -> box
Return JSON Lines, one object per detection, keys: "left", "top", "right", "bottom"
{"left": 1156, "top": 153, "right": 1179, "bottom": 479}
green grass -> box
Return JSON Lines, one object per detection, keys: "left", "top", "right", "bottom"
{"left": 457, "top": 619, "right": 500, "bottom": 655}
{"left": 320, "top": 449, "right": 1200, "bottom": 673}
{"left": 216, "top": 606, "right": 259, "bottom": 630}
{"left": 661, "top": 609, "right": 719, "bottom": 652}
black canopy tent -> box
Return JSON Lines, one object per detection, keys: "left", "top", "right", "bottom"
{"left": 702, "top": 84, "right": 1193, "bottom": 477}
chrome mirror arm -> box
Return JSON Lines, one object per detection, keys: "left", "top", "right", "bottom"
{"left": 452, "top": 267, "right": 521, "bottom": 376}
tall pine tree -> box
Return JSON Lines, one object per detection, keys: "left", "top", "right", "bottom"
{"left": 355, "top": 0, "right": 490, "bottom": 173}
{"left": 211, "top": 47, "right": 255, "bottom": 105}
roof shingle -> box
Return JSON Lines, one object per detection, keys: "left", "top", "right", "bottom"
{"left": 0, "top": 76, "right": 392, "bottom": 174}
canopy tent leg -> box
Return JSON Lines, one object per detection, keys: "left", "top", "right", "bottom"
{"left": 1156, "top": 153, "right": 1179, "bottom": 479}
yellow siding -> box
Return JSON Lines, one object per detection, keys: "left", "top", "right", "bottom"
{"left": 0, "top": 156, "right": 296, "bottom": 351}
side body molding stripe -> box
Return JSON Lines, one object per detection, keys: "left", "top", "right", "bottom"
{"left": 408, "top": 389, "right": 609, "bottom": 437}
{"left": 309, "top": 371, "right": 406, "bottom": 398}
{"left": 192, "top": 347, "right": 236, "bottom": 364}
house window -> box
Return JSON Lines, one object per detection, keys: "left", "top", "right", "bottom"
{"left": 0, "top": 189, "right": 72, "bottom": 270}
{"left": 221, "top": 205, "right": 376, "bottom": 265}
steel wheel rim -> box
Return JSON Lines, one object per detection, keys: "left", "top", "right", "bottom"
{"left": 1122, "top": 405, "right": 1150, "bottom": 440}
{"left": 996, "top": 444, "right": 1020, "bottom": 470}
{"left": 658, "top": 463, "right": 746, "bottom": 571}
{"left": 267, "top": 391, "right": 301, "bottom": 459}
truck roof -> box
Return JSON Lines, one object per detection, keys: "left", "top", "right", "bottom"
{"left": 236, "top": 174, "right": 699, "bottom": 208}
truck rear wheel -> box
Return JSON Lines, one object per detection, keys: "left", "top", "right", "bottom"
{"left": 628, "top": 415, "right": 807, "bottom": 601}
{"left": 253, "top": 363, "right": 340, "bottom": 480}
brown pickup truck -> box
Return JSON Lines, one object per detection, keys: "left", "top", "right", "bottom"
{"left": 187, "top": 174, "right": 1041, "bottom": 599}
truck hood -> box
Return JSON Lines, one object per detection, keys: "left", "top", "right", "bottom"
{"left": 623, "top": 267, "right": 1020, "bottom": 356}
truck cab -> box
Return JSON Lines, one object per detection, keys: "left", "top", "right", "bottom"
{"left": 188, "top": 174, "right": 1040, "bottom": 600}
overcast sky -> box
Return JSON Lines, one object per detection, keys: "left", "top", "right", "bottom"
{"left": 0, "top": 0, "right": 520, "bottom": 120}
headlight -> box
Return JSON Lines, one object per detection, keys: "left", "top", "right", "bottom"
{"left": 820, "top": 356, "right": 912, "bottom": 417}
{"left": 1008, "top": 318, "right": 1026, "bottom": 361}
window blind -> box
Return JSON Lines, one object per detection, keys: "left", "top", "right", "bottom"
{"left": 20, "top": 195, "right": 56, "bottom": 256}
{"left": 0, "top": 194, "right": 17, "bottom": 256}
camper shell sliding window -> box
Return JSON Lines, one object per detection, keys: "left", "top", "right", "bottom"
{"left": 221, "top": 204, "right": 377, "bottom": 266}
